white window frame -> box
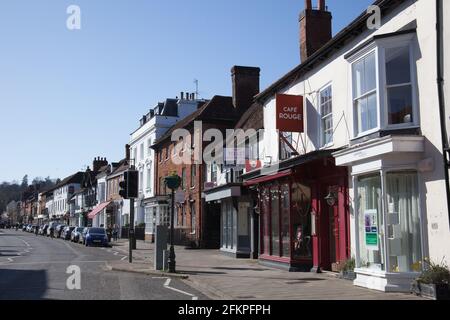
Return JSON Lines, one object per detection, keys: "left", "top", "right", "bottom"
{"left": 378, "top": 37, "right": 419, "bottom": 130}
{"left": 147, "top": 138, "right": 152, "bottom": 157}
{"left": 347, "top": 33, "right": 419, "bottom": 140}
{"left": 146, "top": 163, "right": 152, "bottom": 192}
{"left": 318, "top": 82, "right": 334, "bottom": 148}
{"left": 352, "top": 166, "right": 425, "bottom": 275}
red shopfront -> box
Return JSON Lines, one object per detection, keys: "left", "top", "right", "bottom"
{"left": 244, "top": 152, "right": 349, "bottom": 272}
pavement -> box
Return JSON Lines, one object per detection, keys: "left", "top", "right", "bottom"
{"left": 107, "top": 239, "right": 425, "bottom": 300}
{"left": 0, "top": 229, "right": 209, "bottom": 300}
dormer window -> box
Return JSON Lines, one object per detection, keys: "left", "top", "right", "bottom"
{"left": 347, "top": 31, "right": 418, "bottom": 138}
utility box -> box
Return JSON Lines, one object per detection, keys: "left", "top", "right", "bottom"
{"left": 154, "top": 225, "right": 168, "bottom": 271}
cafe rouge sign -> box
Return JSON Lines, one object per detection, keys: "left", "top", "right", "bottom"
{"left": 276, "top": 94, "right": 304, "bottom": 133}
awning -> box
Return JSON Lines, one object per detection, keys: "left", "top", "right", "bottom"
{"left": 88, "top": 201, "right": 111, "bottom": 219}
{"left": 243, "top": 169, "right": 292, "bottom": 187}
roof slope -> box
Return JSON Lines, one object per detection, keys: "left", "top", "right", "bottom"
{"left": 255, "top": 0, "right": 404, "bottom": 103}
{"left": 153, "top": 95, "right": 237, "bottom": 147}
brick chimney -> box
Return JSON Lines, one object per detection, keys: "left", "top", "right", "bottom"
{"left": 231, "top": 66, "right": 260, "bottom": 115}
{"left": 93, "top": 157, "right": 108, "bottom": 172}
{"left": 300, "top": 0, "right": 332, "bottom": 62}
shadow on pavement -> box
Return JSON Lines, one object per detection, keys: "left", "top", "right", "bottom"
{"left": 179, "top": 270, "right": 227, "bottom": 275}
{"left": 0, "top": 269, "right": 48, "bottom": 300}
{"left": 212, "top": 267, "right": 271, "bottom": 272}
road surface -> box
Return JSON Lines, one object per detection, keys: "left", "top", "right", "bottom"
{"left": 0, "top": 229, "right": 208, "bottom": 300}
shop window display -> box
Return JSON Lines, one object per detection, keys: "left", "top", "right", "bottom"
{"left": 291, "top": 183, "right": 312, "bottom": 260}
{"left": 357, "top": 174, "right": 384, "bottom": 270}
{"left": 386, "top": 172, "right": 422, "bottom": 273}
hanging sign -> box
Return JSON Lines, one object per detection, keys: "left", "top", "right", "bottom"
{"left": 245, "top": 159, "right": 262, "bottom": 172}
{"left": 276, "top": 94, "right": 304, "bottom": 133}
{"left": 364, "top": 209, "right": 379, "bottom": 250}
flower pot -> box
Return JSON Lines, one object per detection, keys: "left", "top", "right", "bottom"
{"left": 411, "top": 281, "right": 450, "bottom": 300}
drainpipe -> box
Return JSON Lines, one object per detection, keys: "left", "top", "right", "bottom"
{"left": 436, "top": 0, "right": 450, "bottom": 226}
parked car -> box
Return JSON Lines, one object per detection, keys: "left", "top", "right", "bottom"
{"left": 31, "top": 225, "right": 39, "bottom": 233}
{"left": 79, "top": 227, "right": 90, "bottom": 244}
{"left": 55, "top": 224, "right": 66, "bottom": 238}
{"left": 22, "top": 224, "right": 27, "bottom": 231}
{"left": 84, "top": 227, "right": 109, "bottom": 247}
{"left": 62, "top": 226, "right": 75, "bottom": 240}
{"left": 26, "top": 224, "right": 33, "bottom": 232}
{"left": 71, "top": 227, "right": 84, "bottom": 243}
{"left": 47, "top": 222, "right": 58, "bottom": 237}
{"left": 39, "top": 224, "right": 48, "bottom": 235}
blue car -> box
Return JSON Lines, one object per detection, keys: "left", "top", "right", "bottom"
{"left": 84, "top": 227, "right": 109, "bottom": 247}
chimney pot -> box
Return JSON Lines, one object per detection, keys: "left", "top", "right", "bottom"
{"left": 181, "top": 92, "right": 184, "bottom": 100}
{"left": 305, "top": 0, "right": 312, "bottom": 10}
{"left": 318, "top": 0, "right": 326, "bottom": 11}
{"left": 299, "top": 0, "right": 332, "bottom": 62}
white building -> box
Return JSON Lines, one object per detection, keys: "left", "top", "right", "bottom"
{"left": 51, "top": 172, "right": 83, "bottom": 221}
{"left": 129, "top": 94, "right": 206, "bottom": 241}
{"left": 242, "top": 0, "right": 450, "bottom": 292}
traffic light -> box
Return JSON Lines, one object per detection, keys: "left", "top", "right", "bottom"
{"left": 119, "top": 178, "right": 127, "bottom": 199}
{"left": 119, "top": 170, "right": 139, "bottom": 199}
{"left": 127, "top": 170, "right": 138, "bottom": 199}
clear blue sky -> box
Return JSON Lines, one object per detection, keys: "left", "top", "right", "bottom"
{"left": 0, "top": 0, "right": 373, "bottom": 183}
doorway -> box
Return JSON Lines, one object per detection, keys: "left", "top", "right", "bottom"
{"left": 320, "top": 185, "right": 341, "bottom": 272}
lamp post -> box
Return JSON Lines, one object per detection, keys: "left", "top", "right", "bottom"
{"left": 164, "top": 173, "right": 181, "bottom": 273}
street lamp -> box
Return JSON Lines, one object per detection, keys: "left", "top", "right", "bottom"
{"left": 164, "top": 173, "right": 181, "bottom": 273}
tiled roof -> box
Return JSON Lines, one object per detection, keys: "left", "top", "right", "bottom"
{"left": 234, "top": 102, "right": 263, "bottom": 130}
{"left": 152, "top": 95, "right": 236, "bottom": 147}
{"left": 42, "top": 172, "right": 84, "bottom": 194}
{"left": 255, "top": 0, "right": 402, "bottom": 103}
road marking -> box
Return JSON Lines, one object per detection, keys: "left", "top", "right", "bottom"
{"left": 121, "top": 256, "right": 128, "bottom": 261}
{"left": 0, "top": 260, "right": 109, "bottom": 267}
{"left": 20, "top": 239, "right": 31, "bottom": 247}
{"left": 163, "top": 278, "right": 198, "bottom": 300}
{"left": 113, "top": 252, "right": 119, "bottom": 256}
{"left": 7, "top": 258, "right": 13, "bottom": 262}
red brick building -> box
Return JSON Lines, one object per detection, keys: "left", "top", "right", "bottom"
{"left": 152, "top": 66, "right": 260, "bottom": 248}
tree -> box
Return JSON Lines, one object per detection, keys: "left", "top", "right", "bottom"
{"left": 21, "top": 175, "right": 28, "bottom": 188}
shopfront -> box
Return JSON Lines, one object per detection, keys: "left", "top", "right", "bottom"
{"left": 334, "top": 135, "right": 426, "bottom": 292}
{"left": 204, "top": 184, "right": 256, "bottom": 258}
{"left": 243, "top": 151, "right": 350, "bottom": 272}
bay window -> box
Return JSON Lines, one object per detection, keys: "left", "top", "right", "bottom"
{"left": 349, "top": 32, "right": 418, "bottom": 138}
{"left": 353, "top": 51, "right": 378, "bottom": 136}
{"left": 385, "top": 46, "right": 414, "bottom": 125}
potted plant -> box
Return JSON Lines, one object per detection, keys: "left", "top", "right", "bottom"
{"left": 339, "top": 257, "right": 356, "bottom": 281}
{"left": 411, "top": 258, "right": 450, "bottom": 300}
{"left": 165, "top": 173, "right": 181, "bottom": 190}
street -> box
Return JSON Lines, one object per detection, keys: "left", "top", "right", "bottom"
{"left": 0, "top": 229, "right": 209, "bottom": 300}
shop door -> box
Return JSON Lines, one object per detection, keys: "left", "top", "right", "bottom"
{"left": 321, "top": 187, "right": 341, "bottom": 272}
